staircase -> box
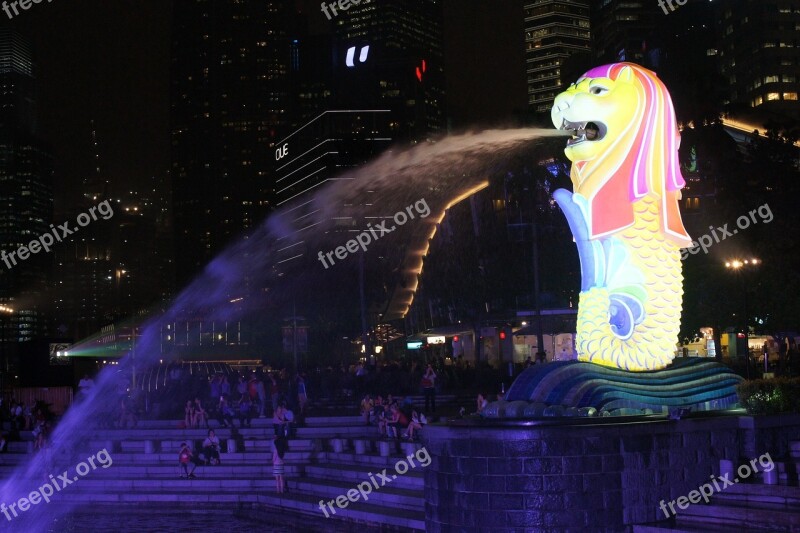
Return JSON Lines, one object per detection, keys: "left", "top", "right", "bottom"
{"left": 635, "top": 440, "right": 800, "bottom": 532}
{"left": 3, "top": 416, "right": 426, "bottom": 531}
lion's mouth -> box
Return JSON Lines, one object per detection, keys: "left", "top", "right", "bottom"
{"left": 560, "top": 119, "right": 606, "bottom": 146}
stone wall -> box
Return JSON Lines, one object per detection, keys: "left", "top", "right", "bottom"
{"left": 422, "top": 413, "right": 800, "bottom": 532}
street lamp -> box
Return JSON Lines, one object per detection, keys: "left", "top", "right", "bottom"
{"left": 0, "top": 305, "right": 14, "bottom": 397}
{"left": 725, "top": 258, "right": 760, "bottom": 378}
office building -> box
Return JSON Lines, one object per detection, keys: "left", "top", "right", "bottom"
{"left": 716, "top": 1, "right": 800, "bottom": 117}
{"left": 0, "top": 29, "right": 54, "bottom": 345}
{"left": 170, "top": 0, "right": 294, "bottom": 287}
{"left": 523, "top": 0, "right": 591, "bottom": 113}
{"left": 332, "top": 0, "right": 446, "bottom": 140}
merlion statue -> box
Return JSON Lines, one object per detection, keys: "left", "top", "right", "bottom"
{"left": 551, "top": 63, "right": 692, "bottom": 371}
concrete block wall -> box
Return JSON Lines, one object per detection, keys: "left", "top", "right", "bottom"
{"left": 422, "top": 414, "right": 800, "bottom": 532}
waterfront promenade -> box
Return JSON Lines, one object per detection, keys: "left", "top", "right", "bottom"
{"left": 1, "top": 413, "right": 429, "bottom": 531}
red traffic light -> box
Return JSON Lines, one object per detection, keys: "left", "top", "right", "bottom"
{"left": 453, "top": 335, "right": 459, "bottom": 342}
{"left": 499, "top": 331, "right": 506, "bottom": 340}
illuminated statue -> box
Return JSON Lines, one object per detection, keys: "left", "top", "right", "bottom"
{"left": 551, "top": 63, "right": 692, "bottom": 371}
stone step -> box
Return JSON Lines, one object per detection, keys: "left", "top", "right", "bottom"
{"left": 5, "top": 442, "right": 33, "bottom": 453}
{"left": 87, "top": 463, "right": 305, "bottom": 479}
{"left": 303, "top": 463, "right": 424, "bottom": 491}
{"left": 79, "top": 451, "right": 314, "bottom": 464}
{"left": 88, "top": 438, "right": 316, "bottom": 453}
{"left": 0, "top": 453, "right": 32, "bottom": 463}
{"left": 51, "top": 490, "right": 263, "bottom": 504}
{"left": 122, "top": 415, "right": 365, "bottom": 429}
{"left": 290, "top": 477, "right": 422, "bottom": 511}
{"left": 711, "top": 482, "right": 800, "bottom": 507}
{"left": 676, "top": 501, "right": 800, "bottom": 531}
{"left": 17, "top": 479, "right": 422, "bottom": 529}
{"left": 73, "top": 478, "right": 275, "bottom": 490}
{"left": 323, "top": 449, "right": 428, "bottom": 468}
{"left": 86, "top": 425, "right": 376, "bottom": 441}
{"left": 633, "top": 524, "right": 735, "bottom": 533}
{"left": 255, "top": 490, "right": 425, "bottom": 531}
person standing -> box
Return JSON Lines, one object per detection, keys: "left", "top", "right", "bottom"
{"left": 256, "top": 370, "right": 268, "bottom": 418}
{"left": 78, "top": 374, "right": 94, "bottom": 397}
{"left": 422, "top": 364, "right": 437, "bottom": 413}
{"left": 273, "top": 436, "right": 287, "bottom": 493}
{"left": 296, "top": 374, "right": 308, "bottom": 416}
{"left": 269, "top": 373, "right": 280, "bottom": 414}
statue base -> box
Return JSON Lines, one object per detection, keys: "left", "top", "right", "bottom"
{"left": 502, "top": 357, "right": 744, "bottom": 415}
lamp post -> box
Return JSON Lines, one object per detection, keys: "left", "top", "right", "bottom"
{"left": 0, "top": 305, "right": 14, "bottom": 398}
{"left": 725, "top": 258, "right": 760, "bottom": 378}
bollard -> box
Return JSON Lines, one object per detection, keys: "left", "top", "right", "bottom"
{"left": 378, "top": 440, "right": 391, "bottom": 457}
{"left": 400, "top": 441, "right": 416, "bottom": 457}
{"left": 331, "top": 438, "right": 344, "bottom": 453}
{"left": 354, "top": 440, "right": 366, "bottom": 454}
{"left": 720, "top": 459, "right": 735, "bottom": 480}
{"left": 144, "top": 440, "right": 156, "bottom": 454}
{"left": 764, "top": 464, "right": 779, "bottom": 485}
{"left": 226, "top": 438, "right": 237, "bottom": 454}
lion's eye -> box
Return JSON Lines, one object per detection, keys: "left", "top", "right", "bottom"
{"left": 590, "top": 86, "right": 608, "bottom": 95}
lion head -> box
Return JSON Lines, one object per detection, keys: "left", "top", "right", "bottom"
{"left": 551, "top": 63, "right": 690, "bottom": 247}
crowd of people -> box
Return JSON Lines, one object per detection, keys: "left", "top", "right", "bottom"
{"left": 360, "top": 392, "right": 428, "bottom": 441}
{"left": 0, "top": 398, "right": 55, "bottom": 452}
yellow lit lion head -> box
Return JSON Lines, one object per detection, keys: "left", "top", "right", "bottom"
{"left": 551, "top": 63, "right": 691, "bottom": 247}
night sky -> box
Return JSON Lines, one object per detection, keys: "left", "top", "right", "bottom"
{"left": 4, "top": 0, "right": 523, "bottom": 210}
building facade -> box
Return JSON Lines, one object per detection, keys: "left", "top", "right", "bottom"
{"left": 170, "top": 0, "right": 294, "bottom": 287}
{"left": 0, "top": 29, "right": 54, "bottom": 345}
{"left": 331, "top": 0, "right": 446, "bottom": 140}
{"left": 716, "top": 0, "right": 800, "bottom": 117}
{"left": 523, "top": 0, "right": 591, "bottom": 113}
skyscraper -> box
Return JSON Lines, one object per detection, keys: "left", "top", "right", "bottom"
{"left": 591, "top": 0, "right": 662, "bottom": 68}
{"left": 0, "top": 29, "right": 54, "bottom": 345}
{"left": 716, "top": 1, "right": 800, "bottom": 117}
{"left": 523, "top": 0, "right": 591, "bottom": 113}
{"left": 332, "top": 0, "right": 446, "bottom": 140}
{"left": 170, "top": 0, "right": 294, "bottom": 287}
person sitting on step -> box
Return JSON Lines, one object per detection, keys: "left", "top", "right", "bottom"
{"left": 178, "top": 442, "right": 197, "bottom": 479}
{"left": 403, "top": 410, "right": 426, "bottom": 440}
{"left": 217, "top": 394, "right": 235, "bottom": 428}
{"left": 360, "top": 394, "right": 374, "bottom": 425}
{"left": 201, "top": 429, "right": 221, "bottom": 465}
{"left": 238, "top": 395, "right": 253, "bottom": 428}
{"left": 386, "top": 403, "right": 408, "bottom": 439}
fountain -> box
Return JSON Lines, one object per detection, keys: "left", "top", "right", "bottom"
{"left": 0, "top": 128, "right": 567, "bottom": 531}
